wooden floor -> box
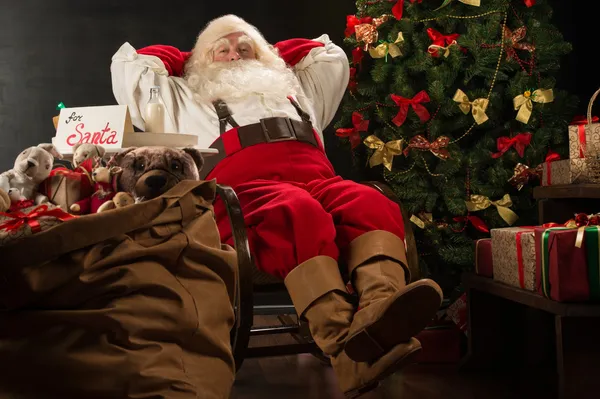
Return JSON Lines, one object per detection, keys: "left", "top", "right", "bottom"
{"left": 231, "top": 317, "right": 553, "bottom": 399}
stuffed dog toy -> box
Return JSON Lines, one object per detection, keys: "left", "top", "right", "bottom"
{"left": 109, "top": 146, "right": 204, "bottom": 201}
{"left": 0, "top": 143, "right": 62, "bottom": 207}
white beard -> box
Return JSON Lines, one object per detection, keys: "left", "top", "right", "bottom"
{"left": 184, "top": 59, "right": 301, "bottom": 106}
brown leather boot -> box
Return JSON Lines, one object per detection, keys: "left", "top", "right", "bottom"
{"left": 285, "top": 255, "right": 422, "bottom": 398}
{"left": 344, "top": 230, "right": 444, "bottom": 363}
{"left": 333, "top": 338, "right": 422, "bottom": 399}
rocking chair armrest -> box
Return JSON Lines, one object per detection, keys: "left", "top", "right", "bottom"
{"left": 215, "top": 184, "right": 253, "bottom": 370}
{"left": 359, "top": 181, "right": 420, "bottom": 282}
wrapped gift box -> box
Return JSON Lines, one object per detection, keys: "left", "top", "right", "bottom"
{"left": 535, "top": 226, "right": 600, "bottom": 302}
{"left": 491, "top": 227, "right": 537, "bottom": 291}
{"left": 0, "top": 203, "right": 75, "bottom": 246}
{"left": 568, "top": 116, "right": 600, "bottom": 159}
{"left": 40, "top": 166, "right": 94, "bottom": 212}
{"left": 541, "top": 158, "right": 600, "bottom": 186}
{"left": 475, "top": 238, "right": 493, "bottom": 278}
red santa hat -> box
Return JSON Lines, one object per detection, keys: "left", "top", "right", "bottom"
{"left": 189, "top": 14, "right": 281, "bottom": 67}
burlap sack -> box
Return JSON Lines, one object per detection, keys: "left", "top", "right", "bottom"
{"left": 0, "top": 180, "right": 237, "bottom": 399}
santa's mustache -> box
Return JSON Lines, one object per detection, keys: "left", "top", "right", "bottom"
{"left": 185, "top": 58, "right": 300, "bottom": 103}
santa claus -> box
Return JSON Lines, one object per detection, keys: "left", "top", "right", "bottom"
{"left": 111, "top": 14, "right": 443, "bottom": 397}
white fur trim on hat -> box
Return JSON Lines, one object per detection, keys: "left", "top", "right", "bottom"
{"left": 188, "top": 14, "right": 281, "bottom": 67}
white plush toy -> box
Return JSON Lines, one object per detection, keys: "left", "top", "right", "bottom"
{"left": 0, "top": 143, "right": 63, "bottom": 205}
{"left": 7, "top": 188, "right": 26, "bottom": 202}
{"left": 72, "top": 143, "right": 106, "bottom": 168}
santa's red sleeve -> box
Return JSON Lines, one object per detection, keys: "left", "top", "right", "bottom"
{"left": 274, "top": 39, "right": 325, "bottom": 67}
{"left": 137, "top": 45, "right": 192, "bottom": 77}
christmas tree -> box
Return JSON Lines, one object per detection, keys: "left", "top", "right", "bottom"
{"left": 335, "top": 0, "right": 578, "bottom": 293}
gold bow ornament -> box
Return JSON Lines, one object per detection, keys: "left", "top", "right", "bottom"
{"left": 434, "top": 0, "right": 480, "bottom": 11}
{"left": 364, "top": 135, "right": 404, "bottom": 171}
{"left": 453, "top": 89, "right": 489, "bottom": 125}
{"left": 513, "top": 88, "right": 554, "bottom": 124}
{"left": 410, "top": 212, "right": 433, "bottom": 229}
{"left": 465, "top": 193, "right": 518, "bottom": 226}
{"left": 354, "top": 15, "right": 390, "bottom": 51}
{"left": 427, "top": 40, "right": 457, "bottom": 58}
{"left": 369, "top": 32, "right": 405, "bottom": 60}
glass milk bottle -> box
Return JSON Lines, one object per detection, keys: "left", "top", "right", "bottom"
{"left": 144, "top": 86, "right": 165, "bottom": 133}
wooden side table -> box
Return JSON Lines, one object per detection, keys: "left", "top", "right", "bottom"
{"left": 461, "top": 184, "right": 600, "bottom": 399}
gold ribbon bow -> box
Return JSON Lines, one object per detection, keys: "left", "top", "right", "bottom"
{"left": 354, "top": 15, "right": 390, "bottom": 51}
{"left": 427, "top": 40, "right": 457, "bottom": 58}
{"left": 369, "top": 32, "right": 405, "bottom": 59}
{"left": 434, "top": 0, "right": 480, "bottom": 11}
{"left": 513, "top": 88, "right": 554, "bottom": 124}
{"left": 465, "top": 194, "right": 518, "bottom": 226}
{"left": 410, "top": 212, "right": 433, "bottom": 229}
{"left": 364, "top": 135, "right": 403, "bottom": 171}
{"left": 453, "top": 89, "right": 489, "bottom": 125}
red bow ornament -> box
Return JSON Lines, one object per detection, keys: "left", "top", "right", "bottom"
{"left": 404, "top": 135, "right": 450, "bottom": 160}
{"left": 345, "top": 15, "right": 373, "bottom": 38}
{"left": 391, "top": 0, "right": 421, "bottom": 20}
{"left": 348, "top": 67, "right": 358, "bottom": 93}
{"left": 508, "top": 163, "right": 541, "bottom": 190}
{"left": 491, "top": 132, "right": 532, "bottom": 158}
{"left": 0, "top": 204, "right": 75, "bottom": 234}
{"left": 390, "top": 91, "right": 431, "bottom": 126}
{"left": 503, "top": 26, "right": 535, "bottom": 62}
{"left": 352, "top": 47, "right": 364, "bottom": 67}
{"left": 523, "top": 0, "right": 535, "bottom": 7}
{"left": 427, "top": 28, "right": 462, "bottom": 58}
{"left": 453, "top": 215, "right": 489, "bottom": 233}
{"left": 336, "top": 112, "right": 369, "bottom": 149}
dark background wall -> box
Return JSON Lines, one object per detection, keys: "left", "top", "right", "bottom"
{"left": 0, "top": 0, "right": 597, "bottom": 173}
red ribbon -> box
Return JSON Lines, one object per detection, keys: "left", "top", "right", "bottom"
{"left": 543, "top": 149, "right": 561, "bottom": 185}
{"left": 336, "top": 112, "right": 369, "bottom": 149}
{"left": 352, "top": 47, "right": 364, "bottom": 67}
{"left": 345, "top": 15, "right": 373, "bottom": 37}
{"left": 0, "top": 205, "right": 75, "bottom": 234}
{"left": 404, "top": 135, "right": 450, "bottom": 159}
{"left": 453, "top": 215, "right": 489, "bottom": 233}
{"left": 523, "top": 0, "right": 535, "bottom": 7}
{"left": 348, "top": 67, "right": 358, "bottom": 93}
{"left": 545, "top": 149, "right": 561, "bottom": 163}
{"left": 571, "top": 115, "right": 599, "bottom": 158}
{"left": 515, "top": 230, "right": 530, "bottom": 289}
{"left": 427, "top": 28, "right": 461, "bottom": 58}
{"left": 390, "top": 0, "right": 421, "bottom": 20}
{"left": 390, "top": 91, "right": 431, "bottom": 126}
{"left": 491, "top": 132, "right": 532, "bottom": 158}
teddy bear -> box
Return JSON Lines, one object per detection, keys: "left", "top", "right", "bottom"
{"left": 69, "top": 164, "right": 122, "bottom": 214}
{"left": 96, "top": 191, "right": 135, "bottom": 213}
{"left": 72, "top": 143, "right": 106, "bottom": 168}
{"left": 0, "top": 143, "right": 62, "bottom": 209}
{"left": 108, "top": 146, "right": 203, "bottom": 201}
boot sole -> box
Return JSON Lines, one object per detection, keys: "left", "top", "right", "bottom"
{"left": 343, "top": 345, "right": 422, "bottom": 399}
{"left": 344, "top": 281, "right": 442, "bottom": 363}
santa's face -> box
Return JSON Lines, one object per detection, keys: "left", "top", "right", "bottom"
{"left": 185, "top": 31, "right": 301, "bottom": 105}
{"left": 212, "top": 32, "right": 257, "bottom": 62}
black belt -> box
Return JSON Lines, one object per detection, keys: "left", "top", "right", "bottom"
{"left": 199, "top": 117, "right": 318, "bottom": 179}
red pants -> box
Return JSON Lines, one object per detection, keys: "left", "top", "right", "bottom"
{"left": 209, "top": 130, "right": 405, "bottom": 280}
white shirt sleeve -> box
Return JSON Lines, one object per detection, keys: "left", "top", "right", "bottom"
{"left": 110, "top": 42, "right": 190, "bottom": 133}
{"left": 293, "top": 34, "right": 350, "bottom": 133}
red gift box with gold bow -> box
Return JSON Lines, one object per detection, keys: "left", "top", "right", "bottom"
{"left": 0, "top": 203, "right": 75, "bottom": 246}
